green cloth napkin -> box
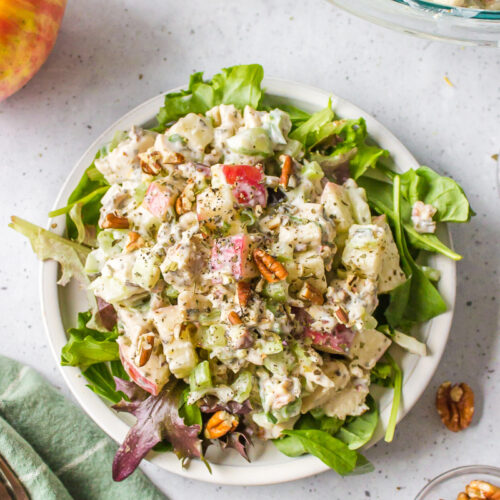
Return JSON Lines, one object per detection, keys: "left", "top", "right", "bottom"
{"left": 0, "top": 355, "right": 166, "bottom": 500}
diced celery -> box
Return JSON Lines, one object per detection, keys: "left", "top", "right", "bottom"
{"left": 301, "top": 161, "right": 324, "bottom": 181}
{"left": 255, "top": 333, "right": 283, "bottom": 355}
{"left": 231, "top": 370, "right": 253, "bottom": 403}
{"left": 198, "top": 310, "right": 221, "bottom": 325}
{"left": 272, "top": 398, "right": 302, "bottom": 423}
{"left": 85, "top": 249, "right": 105, "bottom": 274}
{"left": 134, "top": 183, "right": 148, "bottom": 203}
{"left": 196, "top": 325, "right": 227, "bottom": 349}
{"left": 263, "top": 282, "right": 288, "bottom": 303}
{"left": 97, "top": 229, "right": 128, "bottom": 255}
{"left": 263, "top": 352, "right": 289, "bottom": 377}
{"left": 239, "top": 208, "right": 257, "bottom": 227}
{"left": 189, "top": 360, "right": 212, "bottom": 391}
{"left": 226, "top": 127, "right": 273, "bottom": 157}
{"left": 165, "top": 284, "right": 179, "bottom": 299}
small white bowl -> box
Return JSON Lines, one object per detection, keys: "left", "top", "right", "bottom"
{"left": 39, "top": 78, "right": 457, "bottom": 485}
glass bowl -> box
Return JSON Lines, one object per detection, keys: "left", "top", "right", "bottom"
{"left": 326, "top": 0, "right": 500, "bottom": 46}
{"left": 415, "top": 465, "right": 500, "bottom": 499}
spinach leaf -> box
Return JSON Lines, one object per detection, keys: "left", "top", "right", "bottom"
{"left": 400, "top": 166, "right": 472, "bottom": 222}
{"left": 156, "top": 64, "right": 264, "bottom": 128}
{"left": 370, "top": 360, "right": 396, "bottom": 387}
{"left": 61, "top": 311, "right": 120, "bottom": 370}
{"left": 281, "top": 429, "right": 359, "bottom": 475}
{"left": 335, "top": 395, "right": 378, "bottom": 450}
{"left": 349, "top": 142, "right": 389, "bottom": 180}
{"left": 384, "top": 354, "right": 402, "bottom": 443}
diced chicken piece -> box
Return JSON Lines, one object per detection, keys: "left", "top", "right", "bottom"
{"left": 143, "top": 182, "right": 176, "bottom": 220}
{"left": 118, "top": 335, "right": 169, "bottom": 396}
{"left": 94, "top": 127, "right": 156, "bottom": 184}
{"left": 258, "top": 372, "right": 301, "bottom": 412}
{"left": 243, "top": 105, "right": 263, "bottom": 128}
{"left": 321, "top": 182, "right": 354, "bottom": 232}
{"left": 150, "top": 305, "right": 185, "bottom": 343}
{"left": 349, "top": 328, "right": 392, "bottom": 370}
{"left": 210, "top": 234, "right": 259, "bottom": 280}
{"left": 212, "top": 164, "right": 267, "bottom": 208}
{"left": 290, "top": 251, "right": 327, "bottom": 292}
{"left": 322, "top": 375, "right": 370, "bottom": 420}
{"left": 411, "top": 200, "right": 437, "bottom": 234}
{"left": 373, "top": 215, "right": 407, "bottom": 293}
{"left": 160, "top": 234, "right": 209, "bottom": 287}
{"left": 277, "top": 222, "right": 322, "bottom": 258}
{"left": 177, "top": 290, "right": 211, "bottom": 320}
{"left": 301, "top": 360, "right": 351, "bottom": 414}
{"left": 116, "top": 306, "right": 153, "bottom": 344}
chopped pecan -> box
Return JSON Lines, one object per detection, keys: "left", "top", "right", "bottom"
{"left": 334, "top": 306, "right": 349, "bottom": 324}
{"left": 253, "top": 248, "right": 288, "bottom": 283}
{"left": 175, "top": 179, "right": 195, "bottom": 215}
{"left": 228, "top": 311, "right": 243, "bottom": 325}
{"left": 135, "top": 333, "right": 155, "bottom": 367}
{"left": 101, "top": 213, "right": 129, "bottom": 229}
{"left": 237, "top": 281, "right": 251, "bottom": 308}
{"left": 464, "top": 480, "right": 500, "bottom": 499}
{"left": 163, "top": 151, "right": 185, "bottom": 165}
{"left": 279, "top": 154, "right": 292, "bottom": 188}
{"left": 298, "top": 282, "right": 324, "bottom": 305}
{"left": 436, "top": 381, "right": 474, "bottom": 432}
{"left": 125, "top": 231, "right": 145, "bottom": 252}
{"left": 204, "top": 410, "right": 239, "bottom": 439}
{"left": 139, "top": 150, "right": 163, "bottom": 175}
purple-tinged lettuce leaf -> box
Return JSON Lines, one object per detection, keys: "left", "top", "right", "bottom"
{"left": 220, "top": 431, "right": 252, "bottom": 462}
{"left": 199, "top": 397, "right": 252, "bottom": 415}
{"left": 112, "top": 381, "right": 201, "bottom": 481}
{"left": 97, "top": 297, "right": 118, "bottom": 331}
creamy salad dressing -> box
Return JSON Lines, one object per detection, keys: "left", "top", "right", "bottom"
{"left": 86, "top": 104, "right": 406, "bottom": 435}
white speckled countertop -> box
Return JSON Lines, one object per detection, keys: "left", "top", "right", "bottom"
{"left": 1, "top": 0, "right": 499, "bottom": 498}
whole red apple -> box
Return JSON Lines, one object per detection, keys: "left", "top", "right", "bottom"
{"left": 0, "top": 0, "right": 67, "bottom": 101}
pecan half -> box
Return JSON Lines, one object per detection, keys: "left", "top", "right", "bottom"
{"left": 228, "top": 311, "right": 243, "bottom": 325}
{"left": 101, "top": 213, "right": 129, "bottom": 229}
{"left": 125, "top": 231, "right": 145, "bottom": 253}
{"left": 253, "top": 248, "right": 288, "bottom": 283}
{"left": 204, "top": 410, "right": 239, "bottom": 439}
{"left": 298, "top": 282, "right": 324, "bottom": 305}
{"left": 436, "top": 381, "right": 474, "bottom": 432}
{"left": 334, "top": 306, "right": 349, "bottom": 324}
{"left": 279, "top": 154, "right": 292, "bottom": 188}
{"left": 163, "top": 151, "right": 185, "bottom": 165}
{"left": 237, "top": 281, "right": 251, "bottom": 308}
{"left": 464, "top": 480, "right": 500, "bottom": 500}
{"left": 175, "top": 179, "right": 195, "bottom": 215}
{"left": 139, "top": 150, "right": 163, "bottom": 175}
{"left": 135, "top": 333, "right": 155, "bottom": 367}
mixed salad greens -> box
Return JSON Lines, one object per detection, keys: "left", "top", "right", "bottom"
{"left": 10, "top": 64, "right": 472, "bottom": 481}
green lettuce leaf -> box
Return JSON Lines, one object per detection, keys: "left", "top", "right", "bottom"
{"left": 9, "top": 216, "right": 90, "bottom": 286}
{"left": 61, "top": 311, "right": 120, "bottom": 370}
{"left": 384, "top": 354, "right": 402, "bottom": 443}
{"left": 156, "top": 64, "right": 264, "bottom": 128}
{"left": 289, "top": 101, "right": 334, "bottom": 148}
{"left": 370, "top": 360, "right": 396, "bottom": 387}
{"left": 83, "top": 360, "right": 128, "bottom": 404}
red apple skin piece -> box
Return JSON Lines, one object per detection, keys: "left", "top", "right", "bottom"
{"left": 210, "top": 234, "right": 258, "bottom": 280}
{"left": 143, "top": 182, "right": 175, "bottom": 219}
{"left": 221, "top": 164, "right": 267, "bottom": 208}
{"left": 304, "top": 324, "right": 356, "bottom": 354}
{"left": 0, "top": 0, "right": 67, "bottom": 101}
{"left": 119, "top": 343, "right": 160, "bottom": 396}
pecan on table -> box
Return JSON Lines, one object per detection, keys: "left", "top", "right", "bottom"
{"left": 436, "top": 381, "right": 474, "bottom": 432}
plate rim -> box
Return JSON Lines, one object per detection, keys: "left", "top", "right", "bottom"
{"left": 39, "top": 77, "right": 456, "bottom": 485}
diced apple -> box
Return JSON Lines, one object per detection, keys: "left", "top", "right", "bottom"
{"left": 196, "top": 186, "right": 235, "bottom": 222}
{"left": 321, "top": 182, "right": 354, "bottom": 232}
{"left": 118, "top": 339, "right": 169, "bottom": 396}
{"left": 304, "top": 324, "right": 356, "bottom": 355}
{"left": 215, "top": 164, "right": 267, "bottom": 208}
{"left": 151, "top": 305, "right": 185, "bottom": 343}
{"left": 210, "top": 234, "right": 259, "bottom": 280}
{"left": 143, "top": 182, "right": 176, "bottom": 219}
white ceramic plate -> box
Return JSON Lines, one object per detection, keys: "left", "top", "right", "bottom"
{"left": 40, "top": 78, "right": 456, "bottom": 485}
